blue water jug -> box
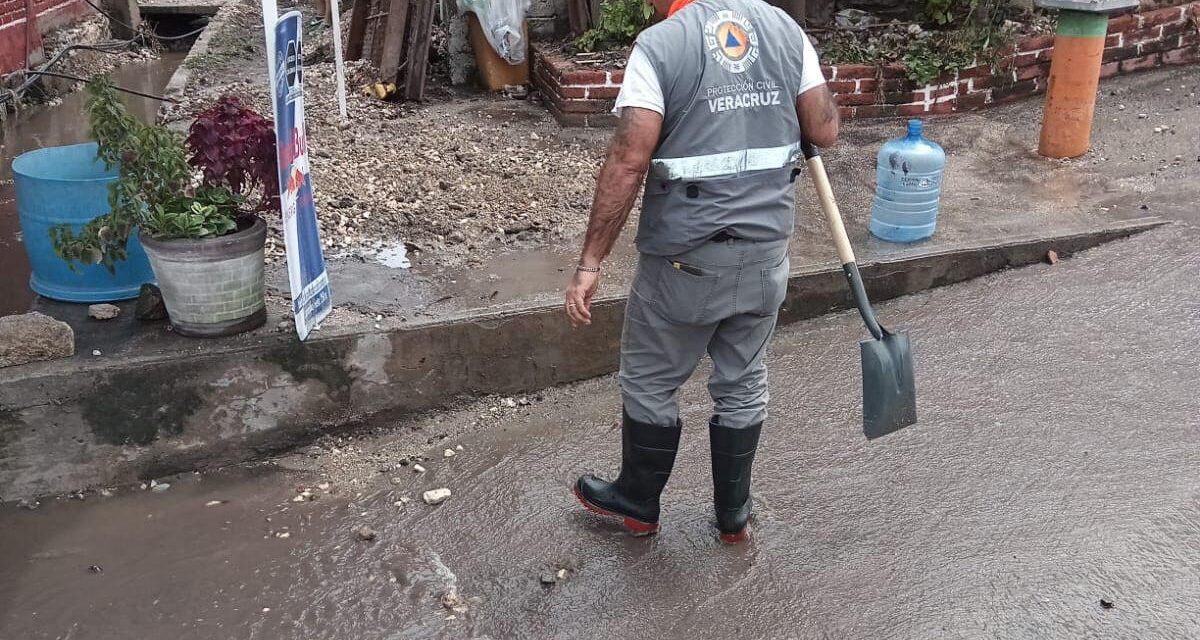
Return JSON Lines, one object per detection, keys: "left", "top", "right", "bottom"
{"left": 870, "top": 119, "right": 945, "bottom": 243}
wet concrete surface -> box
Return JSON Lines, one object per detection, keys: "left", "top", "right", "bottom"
{"left": 3, "top": 204, "right": 1198, "bottom": 637}
{"left": 0, "top": 53, "right": 185, "bottom": 316}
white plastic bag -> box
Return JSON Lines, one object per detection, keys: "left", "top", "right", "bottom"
{"left": 458, "top": 0, "right": 532, "bottom": 64}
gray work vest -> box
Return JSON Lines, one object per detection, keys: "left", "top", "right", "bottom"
{"left": 633, "top": 0, "right": 809, "bottom": 256}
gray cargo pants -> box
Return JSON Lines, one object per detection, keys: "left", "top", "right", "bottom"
{"left": 619, "top": 237, "right": 791, "bottom": 430}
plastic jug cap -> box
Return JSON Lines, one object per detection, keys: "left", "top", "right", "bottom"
{"left": 907, "top": 119, "right": 923, "bottom": 139}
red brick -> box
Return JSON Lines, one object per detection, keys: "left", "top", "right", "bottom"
{"left": 857, "top": 78, "right": 879, "bottom": 93}
{"left": 968, "top": 75, "right": 996, "bottom": 90}
{"left": 1105, "top": 33, "right": 1123, "bottom": 48}
{"left": 836, "top": 92, "right": 877, "bottom": 106}
{"left": 820, "top": 65, "right": 835, "bottom": 79}
{"left": 835, "top": 64, "right": 875, "bottom": 79}
{"left": 959, "top": 64, "right": 992, "bottom": 79}
{"left": 930, "top": 85, "right": 957, "bottom": 99}
{"left": 1179, "top": 32, "right": 1200, "bottom": 47}
{"left": 559, "top": 85, "right": 586, "bottom": 99}
{"left": 1163, "top": 44, "right": 1200, "bottom": 65}
{"left": 1018, "top": 34, "right": 1056, "bottom": 52}
{"left": 880, "top": 63, "right": 907, "bottom": 78}
{"left": 928, "top": 100, "right": 956, "bottom": 114}
{"left": 837, "top": 106, "right": 856, "bottom": 120}
{"left": 1014, "top": 52, "right": 1041, "bottom": 67}
{"left": 991, "top": 79, "right": 1038, "bottom": 103}
{"left": 1038, "top": 47, "right": 1055, "bottom": 62}
{"left": 1107, "top": 14, "right": 1139, "bottom": 34}
{"left": 562, "top": 70, "right": 606, "bottom": 85}
{"left": 1141, "top": 6, "right": 1185, "bottom": 28}
{"left": 587, "top": 86, "right": 620, "bottom": 99}
{"left": 1126, "top": 26, "right": 1163, "bottom": 45}
{"left": 1017, "top": 62, "right": 1050, "bottom": 81}
{"left": 855, "top": 105, "right": 897, "bottom": 118}
{"left": 1099, "top": 61, "right": 1120, "bottom": 78}
{"left": 826, "top": 80, "right": 859, "bottom": 94}
{"left": 878, "top": 78, "right": 916, "bottom": 92}
{"left": 1138, "top": 39, "right": 1170, "bottom": 56}
{"left": 610, "top": 70, "right": 624, "bottom": 84}
{"left": 881, "top": 91, "right": 924, "bottom": 105}
{"left": 561, "top": 98, "right": 614, "bottom": 114}
{"left": 897, "top": 103, "right": 929, "bottom": 116}
{"left": 1103, "top": 45, "right": 1140, "bottom": 63}
{"left": 957, "top": 92, "right": 987, "bottom": 110}
{"left": 1159, "top": 22, "right": 1195, "bottom": 39}
{"left": 1120, "top": 53, "right": 1161, "bottom": 72}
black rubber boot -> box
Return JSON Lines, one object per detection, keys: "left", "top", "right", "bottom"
{"left": 709, "top": 417, "right": 762, "bottom": 544}
{"left": 574, "top": 411, "right": 682, "bottom": 536}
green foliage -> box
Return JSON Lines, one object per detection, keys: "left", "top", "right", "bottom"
{"left": 922, "top": 0, "right": 956, "bottom": 26}
{"left": 574, "top": 0, "right": 654, "bottom": 53}
{"left": 49, "top": 77, "right": 243, "bottom": 271}
{"left": 820, "top": 0, "right": 1013, "bottom": 87}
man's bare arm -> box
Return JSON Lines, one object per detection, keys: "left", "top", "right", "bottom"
{"left": 578, "top": 107, "right": 663, "bottom": 267}
{"left": 796, "top": 83, "right": 839, "bottom": 148}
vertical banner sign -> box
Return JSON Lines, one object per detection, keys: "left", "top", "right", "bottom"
{"left": 272, "top": 11, "right": 332, "bottom": 340}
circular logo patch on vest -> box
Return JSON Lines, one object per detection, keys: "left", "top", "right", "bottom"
{"left": 704, "top": 11, "right": 759, "bottom": 73}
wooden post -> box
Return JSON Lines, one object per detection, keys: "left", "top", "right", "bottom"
{"left": 99, "top": 0, "right": 142, "bottom": 40}
{"left": 378, "top": 0, "right": 410, "bottom": 82}
{"left": 403, "top": 0, "right": 437, "bottom": 100}
{"left": 346, "top": 0, "right": 368, "bottom": 59}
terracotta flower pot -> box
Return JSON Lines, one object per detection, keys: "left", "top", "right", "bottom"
{"left": 139, "top": 216, "right": 268, "bottom": 337}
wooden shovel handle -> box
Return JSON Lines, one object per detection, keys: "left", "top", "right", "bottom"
{"left": 801, "top": 141, "right": 885, "bottom": 340}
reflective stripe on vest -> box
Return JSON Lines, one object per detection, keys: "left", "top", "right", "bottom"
{"left": 650, "top": 141, "right": 802, "bottom": 180}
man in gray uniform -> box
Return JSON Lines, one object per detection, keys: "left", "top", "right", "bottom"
{"left": 564, "top": 0, "right": 839, "bottom": 543}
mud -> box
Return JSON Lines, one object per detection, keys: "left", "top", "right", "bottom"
{"left": 0, "top": 53, "right": 185, "bottom": 316}
{"left": 3, "top": 213, "right": 1198, "bottom": 638}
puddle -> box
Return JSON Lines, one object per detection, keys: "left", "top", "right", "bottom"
{"left": 369, "top": 242, "right": 412, "bottom": 269}
{"left": 0, "top": 52, "right": 185, "bottom": 316}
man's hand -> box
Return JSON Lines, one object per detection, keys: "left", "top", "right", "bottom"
{"left": 563, "top": 106, "right": 661, "bottom": 327}
{"left": 564, "top": 268, "right": 601, "bottom": 327}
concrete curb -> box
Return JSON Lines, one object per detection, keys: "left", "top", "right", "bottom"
{"left": 158, "top": 2, "right": 232, "bottom": 126}
{"left": 0, "top": 218, "right": 1165, "bottom": 499}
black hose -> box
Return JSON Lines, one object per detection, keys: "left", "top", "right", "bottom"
{"left": 23, "top": 69, "right": 178, "bottom": 103}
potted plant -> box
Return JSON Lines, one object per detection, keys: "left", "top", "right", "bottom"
{"left": 51, "top": 77, "right": 280, "bottom": 337}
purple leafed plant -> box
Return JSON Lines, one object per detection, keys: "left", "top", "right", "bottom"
{"left": 186, "top": 95, "right": 281, "bottom": 213}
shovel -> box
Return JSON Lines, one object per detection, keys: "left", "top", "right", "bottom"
{"left": 801, "top": 141, "right": 917, "bottom": 439}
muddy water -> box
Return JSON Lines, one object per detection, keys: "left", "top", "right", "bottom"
{"left": 3, "top": 221, "right": 1200, "bottom": 638}
{"left": 0, "top": 53, "right": 183, "bottom": 316}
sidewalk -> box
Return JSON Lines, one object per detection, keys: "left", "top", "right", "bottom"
{"left": 1, "top": 66, "right": 1194, "bottom": 499}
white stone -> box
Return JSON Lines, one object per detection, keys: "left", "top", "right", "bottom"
{"left": 443, "top": 448, "right": 456, "bottom": 458}
{"left": 423, "top": 488, "right": 452, "bottom": 505}
{"left": 413, "top": 464, "right": 426, "bottom": 473}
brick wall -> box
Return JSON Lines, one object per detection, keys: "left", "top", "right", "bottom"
{"left": 0, "top": 0, "right": 89, "bottom": 75}
{"left": 533, "top": 1, "right": 1200, "bottom": 127}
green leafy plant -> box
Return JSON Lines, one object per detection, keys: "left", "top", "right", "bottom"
{"left": 49, "top": 77, "right": 275, "bottom": 271}
{"left": 574, "top": 0, "right": 654, "bottom": 53}
{"left": 923, "top": 0, "right": 957, "bottom": 26}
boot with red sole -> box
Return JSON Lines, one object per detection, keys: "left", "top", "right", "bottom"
{"left": 575, "top": 411, "right": 682, "bottom": 536}
{"left": 710, "top": 417, "right": 762, "bottom": 544}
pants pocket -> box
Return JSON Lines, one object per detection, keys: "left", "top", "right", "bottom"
{"left": 757, "top": 255, "right": 790, "bottom": 316}
{"left": 652, "top": 258, "right": 720, "bottom": 325}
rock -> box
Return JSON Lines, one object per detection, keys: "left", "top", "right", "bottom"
{"left": 205, "top": 500, "right": 226, "bottom": 506}
{"left": 443, "top": 448, "right": 456, "bottom": 458}
{"left": 88, "top": 564, "right": 103, "bottom": 574}
{"left": 92, "top": 349, "right": 102, "bottom": 357}
{"left": 87, "top": 304, "right": 121, "bottom": 320}
{"left": 1045, "top": 250, "right": 1059, "bottom": 265}
{"left": 1100, "top": 598, "right": 1114, "bottom": 609}
{"left": 17, "top": 498, "right": 40, "bottom": 510}
{"left": 0, "top": 312, "right": 74, "bottom": 368}
{"left": 152, "top": 482, "right": 171, "bottom": 492}
{"left": 440, "top": 589, "right": 466, "bottom": 611}
{"left": 423, "top": 488, "right": 451, "bottom": 505}
{"left": 556, "top": 568, "right": 569, "bottom": 580}
{"left": 540, "top": 573, "right": 557, "bottom": 585}
{"left": 134, "top": 283, "right": 168, "bottom": 321}
{"left": 455, "top": 445, "right": 464, "bottom": 451}
{"left": 413, "top": 464, "right": 427, "bottom": 473}
{"left": 354, "top": 525, "right": 377, "bottom": 541}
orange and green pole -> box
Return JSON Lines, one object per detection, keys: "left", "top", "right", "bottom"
{"left": 1038, "top": 9, "right": 1112, "bottom": 158}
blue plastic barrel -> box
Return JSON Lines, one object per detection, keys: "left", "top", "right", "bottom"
{"left": 870, "top": 119, "right": 946, "bottom": 243}
{"left": 12, "top": 142, "right": 155, "bottom": 302}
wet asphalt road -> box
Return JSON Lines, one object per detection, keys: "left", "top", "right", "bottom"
{"left": 3, "top": 210, "right": 1199, "bottom": 638}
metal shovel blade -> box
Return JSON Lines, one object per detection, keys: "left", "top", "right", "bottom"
{"left": 860, "top": 328, "right": 917, "bottom": 439}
